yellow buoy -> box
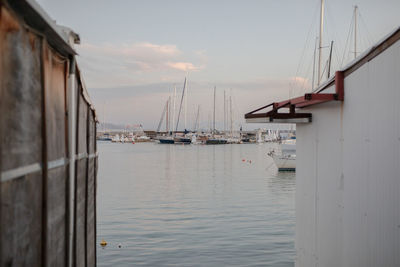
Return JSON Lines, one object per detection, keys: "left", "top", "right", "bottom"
{"left": 100, "top": 239, "right": 107, "bottom": 247}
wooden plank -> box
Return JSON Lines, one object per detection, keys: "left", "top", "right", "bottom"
{"left": 75, "top": 91, "right": 88, "bottom": 267}
{"left": 46, "top": 167, "right": 67, "bottom": 266}
{"left": 0, "top": 9, "right": 44, "bottom": 265}
{"left": 41, "top": 38, "right": 49, "bottom": 267}
{"left": 43, "top": 43, "right": 68, "bottom": 267}
{"left": 86, "top": 157, "right": 96, "bottom": 267}
{"left": 0, "top": 172, "right": 43, "bottom": 266}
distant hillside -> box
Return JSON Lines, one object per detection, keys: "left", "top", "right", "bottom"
{"left": 98, "top": 122, "right": 149, "bottom": 132}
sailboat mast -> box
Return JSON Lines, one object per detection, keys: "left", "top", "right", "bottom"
{"left": 103, "top": 101, "right": 106, "bottom": 132}
{"left": 230, "top": 94, "right": 233, "bottom": 137}
{"left": 172, "top": 85, "right": 176, "bottom": 134}
{"left": 327, "top": 41, "right": 334, "bottom": 79}
{"left": 194, "top": 105, "right": 200, "bottom": 132}
{"left": 208, "top": 113, "right": 211, "bottom": 133}
{"left": 318, "top": 0, "right": 324, "bottom": 86}
{"left": 213, "top": 86, "right": 216, "bottom": 135}
{"left": 175, "top": 77, "right": 186, "bottom": 133}
{"left": 223, "top": 90, "right": 226, "bottom": 134}
{"left": 166, "top": 97, "right": 169, "bottom": 133}
{"left": 312, "top": 37, "right": 318, "bottom": 91}
{"left": 197, "top": 106, "right": 200, "bottom": 131}
{"left": 184, "top": 77, "right": 188, "bottom": 130}
{"left": 157, "top": 101, "right": 168, "bottom": 133}
{"left": 354, "top": 5, "right": 358, "bottom": 59}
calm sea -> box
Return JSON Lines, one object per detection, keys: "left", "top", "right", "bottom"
{"left": 97, "top": 142, "right": 295, "bottom": 266}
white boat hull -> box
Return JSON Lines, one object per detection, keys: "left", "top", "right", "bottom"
{"left": 272, "top": 154, "right": 296, "bottom": 171}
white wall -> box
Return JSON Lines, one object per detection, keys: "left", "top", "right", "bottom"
{"left": 296, "top": 40, "right": 400, "bottom": 267}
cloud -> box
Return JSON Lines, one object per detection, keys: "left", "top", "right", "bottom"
{"left": 77, "top": 42, "right": 205, "bottom": 88}
{"left": 166, "top": 62, "right": 200, "bottom": 71}
{"left": 288, "top": 76, "right": 311, "bottom": 97}
{"left": 79, "top": 42, "right": 179, "bottom": 61}
{"left": 290, "top": 76, "right": 309, "bottom": 88}
{"left": 127, "top": 42, "right": 179, "bottom": 56}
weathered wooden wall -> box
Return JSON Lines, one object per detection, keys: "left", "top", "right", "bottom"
{"left": 0, "top": 2, "right": 97, "bottom": 266}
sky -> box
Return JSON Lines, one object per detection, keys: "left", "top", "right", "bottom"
{"left": 37, "top": 0, "right": 400, "bottom": 130}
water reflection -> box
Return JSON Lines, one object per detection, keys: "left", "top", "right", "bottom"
{"left": 268, "top": 172, "right": 296, "bottom": 194}
{"left": 97, "top": 142, "right": 295, "bottom": 267}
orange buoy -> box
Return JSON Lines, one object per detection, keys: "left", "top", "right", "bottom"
{"left": 100, "top": 239, "right": 107, "bottom": 247}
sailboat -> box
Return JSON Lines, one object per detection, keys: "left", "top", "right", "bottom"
{"left": 159, "top": 85, "right": 177, "bottom": 144}
{"left": 174, "top": 77, "right": 191, "bottom": 144}
{"left": 157, "top": 95, "right": 175, "bottom": 144}
{"left": 159, "top": 136, "right": 174, "bottom": 144}
{"left": 206, "top": 86, "right": 227, "bottom": 145}
{"left": 188, "top": 105, "right": 202, "bottom": 145}
{"left": 174, "top": 135, "right": 191, "bottom": 144}
{"left": 225, "top": 91, "right": 241, "bottom": 144}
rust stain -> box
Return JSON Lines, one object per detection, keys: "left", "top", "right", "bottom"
{"left": 52, "top": 50, "right": 66, "bottom": 66}
{"left": 42, "top": 40, "right": 50, "bottom": 64}
{"left": 0, "top": 6, "right": 20, "bottom": 32}
{"left": 28, "top": 32, "right": 37, "bottom": 50}
{"left": 42, "top": 41, "right": 51, "bottom": 100}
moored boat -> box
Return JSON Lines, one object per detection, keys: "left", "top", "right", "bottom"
{"left": 159, "top": 136, "right": 175, "bottom": 144}
{"left": 269, "top": 152, "right": 296, "bottom": 171}
{"left": 97, "top": 133, "right": 112, "bottom": 141}
{"left": 174, "top": 136, "right": 191, "bottom": 144}
{"left": 268, "top": 138, "right": 296, "bottom": 171}
{"left": 112, "top": 134, "right": 121, "bottom": 142}
{"left": 136, "top": 135, "right": 151, "bottom": 142}
{"left": 206, "top": 138, "right": 227, "bottom": 145}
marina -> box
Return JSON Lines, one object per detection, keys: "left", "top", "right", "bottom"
{"left": 1, "top": 0, "right": 399, "bottom": 266}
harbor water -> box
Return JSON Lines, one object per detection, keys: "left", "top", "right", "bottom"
{"left": 97, "top": 142, "right": 295, "bottom": 266}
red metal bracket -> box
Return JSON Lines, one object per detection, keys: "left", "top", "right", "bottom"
{"left": 245, "top": 70, "right": 345, "bottom": 122}
{"left": 335, "top": 71, "right": 344, "bottom": 101}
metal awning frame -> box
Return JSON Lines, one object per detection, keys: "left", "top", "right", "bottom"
{"left": 245, "top": 71, "right": 344, "bottom": 124}
{"left": 245, "top": 27, "right": 400, "bottom": 124}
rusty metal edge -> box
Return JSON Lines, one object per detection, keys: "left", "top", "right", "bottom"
{"left": 4, "top": 0, "right": 76, "bottom": 57}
